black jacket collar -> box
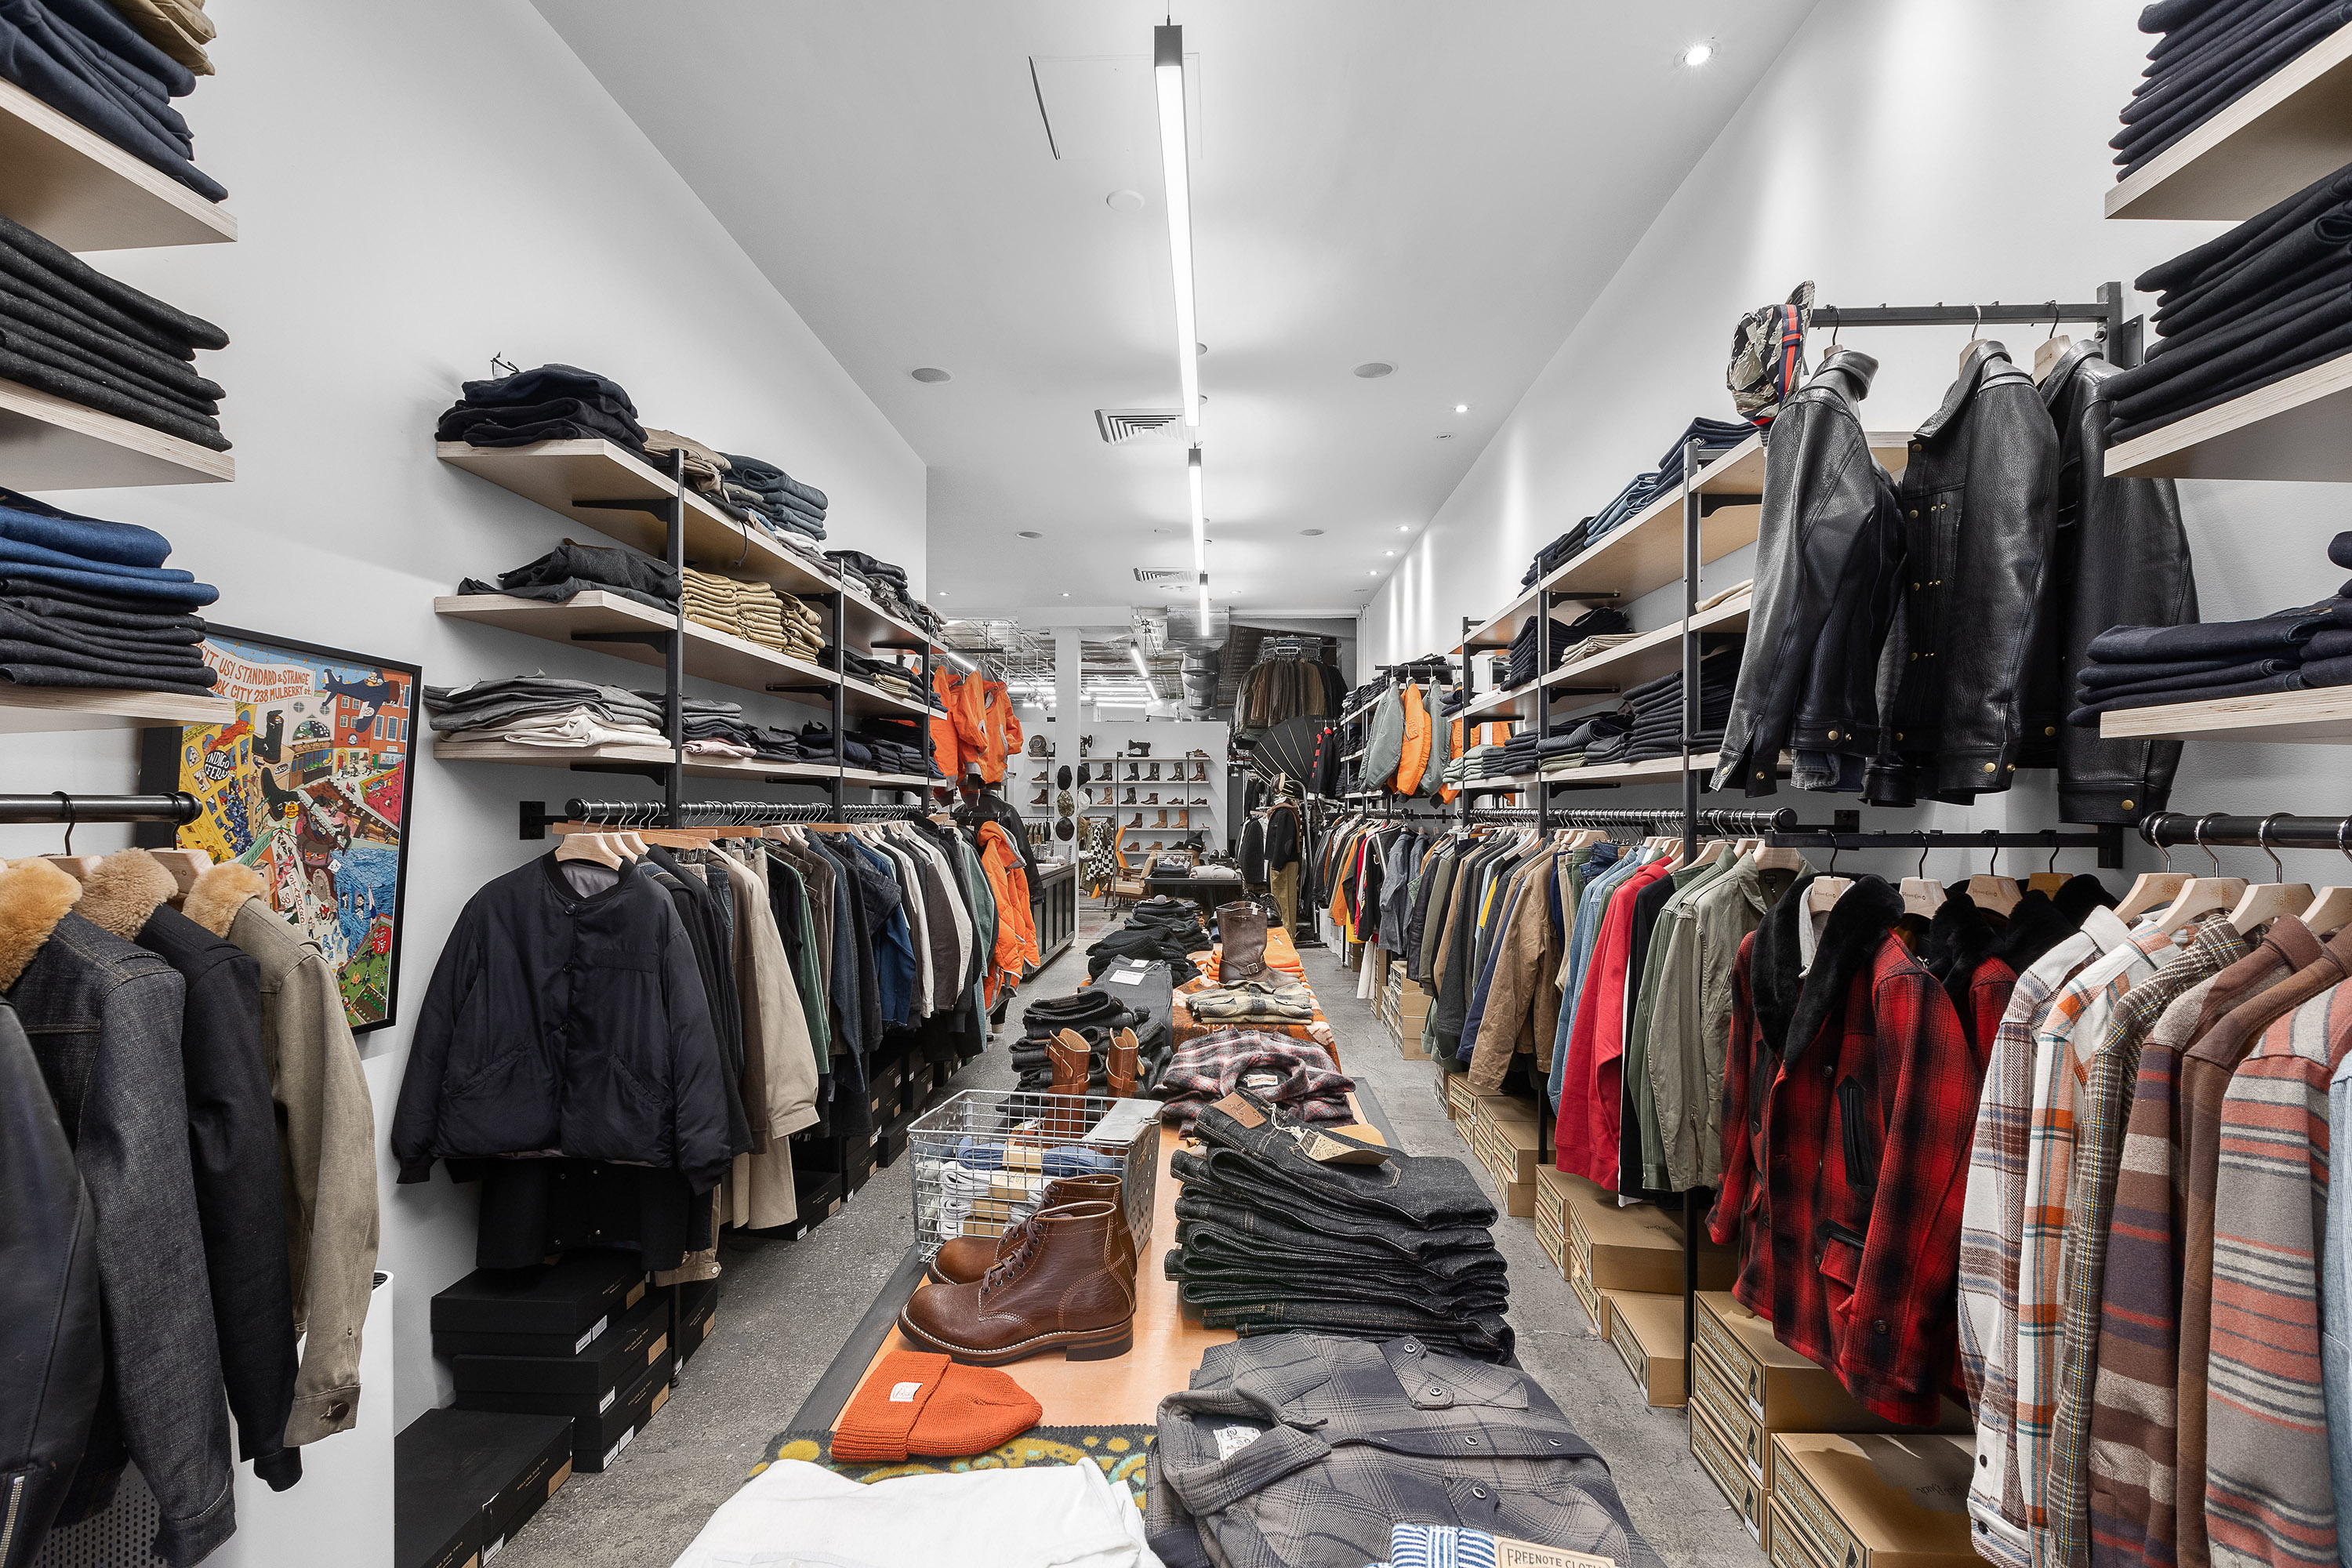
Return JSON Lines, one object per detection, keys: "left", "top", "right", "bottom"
{"left": 1917, "top": 340, "right": 2024, "bottom": 440}
{"left": 1781, "top": 876, "right": 1905, "bottom": 1065}
{"left": 1748, "top": 869, "right": 1818, "bottom": 1063}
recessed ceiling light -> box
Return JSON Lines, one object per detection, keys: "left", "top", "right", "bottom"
{"left": 1018, "top": 530, "right": 1042, "bottom": 539}
{"left": 1383, "top": 550, "right": 1396, "bottom": 557}
{"left": 1301, "top": 528, "right": 1324, "bottom": 535}
{"left": 1061, "top": 592, "right": 1070, "bottom": 597}
{"left": 1354, "top": 362, "right": 1394, "bottom": 379}
{"left": 1107, "top": 189, "right": 1145, "bottom": 212}
{"left": 1367, "top": 570, "right": 1379, "bottom": 576}
{"left": 1397, "top": 524, "right": 1411, "bottom": 532}
{"left": 1454, "top": 404, "right": 1470, "bottom": 414}
{"left": 910, "top": 367, "right": 952, "bottom": 383}
{"left": 1680, "top": 41, "right": 1715, "bottom": 67}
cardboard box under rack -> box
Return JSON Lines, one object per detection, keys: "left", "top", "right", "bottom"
{"left": 1561, "top": 1175, "right": 1733, "bottom": 1335}
{"left": 1768, "top": 1432, "right": 1976, "bottom": 1568}
{"left": 676, "top": 1276, "right": 719, "bottom": 1367}
{"left": 395, "top": 1407, "right": 573, "bottom": 1568}
{"left": 1602, "top": 1289, "right": 1686, "bottom": 1407}
{"left": 1532, "top": 1167, "right": 1571, "bottom": 1278}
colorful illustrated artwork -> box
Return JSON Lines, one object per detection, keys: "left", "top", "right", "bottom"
{"left": 140, "top": 627, "right": 419, "bottom": 1033}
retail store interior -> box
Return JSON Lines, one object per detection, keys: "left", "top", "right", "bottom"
{"left": 11, "top": 2, "right": 2352, "bottom": 1565}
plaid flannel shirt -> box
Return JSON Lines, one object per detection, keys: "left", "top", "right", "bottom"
{"left": 1187, "top": 975, "right": 1318, "bottom": 1023}
{"left": 1155, "top": 1031, "right": 1353, "bottom": 1127}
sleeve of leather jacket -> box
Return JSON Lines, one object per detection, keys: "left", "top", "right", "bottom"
{"left": 390, "top": 901, "right": 481, "bottom": 1183}
{"left": 255, "top": 916, "right": 378, "bottom": 1449}
{"left": 661, "top": 902, "right": 734, "bottom": 1194}
{"left": 90, "top": 964, "right": 238, "bottom": 1566}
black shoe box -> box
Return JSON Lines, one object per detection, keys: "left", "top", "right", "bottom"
{"left": 572, "top": 1348, "right": 674, "bottom": 1472}
{"left": 395, "top": 1407, "right": 573, "bottom": 1568}
{"left": 432, "top": 1250, "right": 652, "bottom": 1358}
{"left": 675, "top": 1278, "right": 719, "bottom": 1367}
{"left": 449, "top": 1287, "right": 670, "bottom": 1413}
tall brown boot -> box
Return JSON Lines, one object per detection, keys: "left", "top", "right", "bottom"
{"left": 1216, "top": 900, "right": 1270, "bottom": 984}
{"left": 898, "top": 1200, "right": 1136, "bottom": 1364}
{"left": 1107, "top": 1029, "right": 1140, "bottom": 1098}
{"left": 927, "top": 1172, "right": 1132, "bottom": 1285}
{"left": 1154, "top": 809, "right": 1169, "bottom": 828}
{"left": 1045, "top": 1027, "right": 1092, "bottom": 1138}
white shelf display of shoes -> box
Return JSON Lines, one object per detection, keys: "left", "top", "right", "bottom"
{"left": 1012, "top": 711, "right": 1231, "bottom": 854}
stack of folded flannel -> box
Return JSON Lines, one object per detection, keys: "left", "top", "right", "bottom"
{"left": 1152, "top": 1030, "right": 1352, "bottom": 1126}
{"left": 2070, "top": 537, "right": 2352, "bottom": 723}
{"left": 2114, "top": 0, "right": 2350, "bottom": 180}
{"left": 459, "top": 538, "right": 677, "bottom": 614}
{"left": 2107, "top": 161, "right": 2352, "bottom": 444}
{"left": 424, "top": 677, "right": 666, "bottom": 749}
{"left": 718, "top": 452, "right": 828, "bottom": 543}
{"left": 0, "top": 212, "right": 229, "bottom": 450}
{"left": 0, "top": 0, "right": 223, "bottom": 200}
{"left": 1161, "top": 1088, "right": 1512, "bottom": 1361}
{"left": 1184, "top": 970, "right": 1319, "bottom": 1025}
{"left": 0, "top": 487, "right": 216, "bottom": 695}
{"left": 437, "top": 363, "right": 646, "bottom": 453}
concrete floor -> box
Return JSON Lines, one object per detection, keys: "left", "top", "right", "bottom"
{"left": 496, "top": 902, "right": 1757, "bottom": 1566}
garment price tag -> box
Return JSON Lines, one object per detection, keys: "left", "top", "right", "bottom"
{"left": 572, "top": 1316, "right": 608, "bottom": 1356}
{"left": 1214, "top": 1425, "right": 1265, "bottom": 1460}
{"left": 1495, "top": 1539, "right": 1613, "bottom": 1568}
{"left": 889, "top": 1381, "right": 924, "bottom": 1403}
{"left": 1105, "top": 971, "right": 1144, "bottom": 985}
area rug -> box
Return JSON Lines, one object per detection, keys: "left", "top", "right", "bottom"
{"left": 757, "top": 1425, "right": 1156, "bottom": 1509}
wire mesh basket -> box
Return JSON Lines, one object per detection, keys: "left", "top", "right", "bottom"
{"left": 908, "top": 1089, "right": 1160, "bottom": 1261}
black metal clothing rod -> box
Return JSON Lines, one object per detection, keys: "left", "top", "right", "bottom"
{"left": 2142, "top": 811, "right": 2352, "bottom": 852}
{"left": 1813, "top": 300, "right": 2114, "bottom": 328}
{"left": 0, "top": 791, "right": 200, "bottom": 824}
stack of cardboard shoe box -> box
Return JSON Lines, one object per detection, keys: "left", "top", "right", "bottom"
{"left": 1465, "top": 1091, "right": 1539, "bottom": 1218}
{"left": 1554, "top": 1174, "right": 1734, "bottom": 1409}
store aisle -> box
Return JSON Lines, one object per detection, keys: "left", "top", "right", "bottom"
{"left": 1290, "top": 941, "right": 1757, "bottom": 1567}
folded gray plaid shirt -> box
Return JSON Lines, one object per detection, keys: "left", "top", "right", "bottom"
{"left": 1187, "top": 974, "right": 1318, "bottom": 1023}
{"left": 1147, "top": 1334, "right": 1661, "bottom": 1568}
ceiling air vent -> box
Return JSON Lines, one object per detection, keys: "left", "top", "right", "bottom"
{"left": 1096, "top": 408, "right": 1186, "bottom": 445}
{"left": 1132, "top": 568, "right": 1189, "bottom": 593}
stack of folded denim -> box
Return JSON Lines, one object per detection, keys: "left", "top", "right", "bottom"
{"left": 2108, "top": 162, "right": 2352, "bottom": 443}
{"left": 1602, "top": 645, "right": 1739, "bottom": 764}
{"left": 857, "top": 716, "right": 935, "bottom": 778}
{"left": 820, "top": 645, "right": 914, "bottom": 693}
{"left": 1521, "top": 518, "right": 1594, "bottom": 586}
{"left": 423, "top": 677, "right": 667, "bottom": 748}
{"left": 717, "top": 452, "right": 827, "bottom": 542}
{"left": 437, "top": 363, "right": 647, "bottom": 453}
{"left": 624, "top": 692, "right": 792, "bottom": 760}
{"left": 1161, "top": 1088, "right": 1512, "bottom": 1361}
{"left": 1486, "top": 728, "right": 1541, "bottom": 778}
{"left": 2115, "top": 0, "right": 2351, "bottom": 178}
{"left": 0, "top": 488, "right": 217, "bottom": 693}
{"left": 0, "top": 0, "right": 224, "bottom": 201}
{"left": 1153, "top": 1030, "right": 1352, "bottom": 1127}
{"left": 458, "top": 538, "right": 678, "bottom": 615}
{"left": 2070, "top": 539, "right": 2352, "bottom": 723}
{"left": 1543, "top": 714, "right": 1632, "bottom": 774}
{"left": 1086, "top": 902, "right": 1206, "bottom": 982}
{"left": 0, "top": 212, "right": 229, "bottom": 449}
{"left": 1505, "top": 618, "right": 1566, "bottom": 687}
{"left": 1650, "top": 414, "right": 1753, "bottom": 488}
{"left": 1585, "top": 471, "right": 1664, "bottom": 546}
{"left": 823, "top": 550, "right": 920, "bottom": 619}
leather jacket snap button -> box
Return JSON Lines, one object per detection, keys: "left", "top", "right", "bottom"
{"left": 1983, "top": 762, "right": 1996, "bottom": 774}
{"left": 2122, "top": 800, "right": 2135, "bottom": 811}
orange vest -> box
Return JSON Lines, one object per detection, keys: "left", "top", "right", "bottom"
{"left": 1396, "top": 684, "right": 1431, "bottom": 795}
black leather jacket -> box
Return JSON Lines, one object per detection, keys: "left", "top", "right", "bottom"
{"left": 0, "top": 994, "right": 101, "bottom": 1568}
{"left": 2041, "top": 340, "right": 2195, "bottom": 824}
{"left": 1867, "top": 342, "right": 2060, "bottom": 807}
{"left": 1712, "top": 348, "right": 1902, "bottom": 797}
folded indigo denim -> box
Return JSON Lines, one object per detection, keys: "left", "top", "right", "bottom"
{"left": 719, "top": 451, "right": 827, "bottom": 513}
{"left": 2110, "top": 323, "right": 2352, "bottom": 443}
{"left": 2148, "top": 250, "right": 2352, "bottom": 358}
{"left": 2078, "top": 650, "right": 2288, "bottom": 685}
{"left": 460, "top": 539, "right": 680, "bottom": 614}
{"left": 436, "top": 400, "right": 645, "bottom": 452}
{"left": 0, "top": 555, "right": 214, "bottom": 607}
{"left": 0, "top": 604, "right": 207, "bottom": 665}
{"left": 0, "top": 213, "right": 225, "bottom": 354}
{"left": 459, "top": 363, "right": 638, "bottom": 415}
{"left": 2116, "top": 4, "right": 2352, "bottom": 172}
{"left": 2089, "top": 600, "right": 2349, "bottom": 662}
{"left": 0, "top": 0, "right": 224, "bottom": 202}
{"left": 0, "top": 285, "right": 216, "bottom": 400}
{"left": 2125, "top": 0, "right": 2341, "bottom": 128}
{"left": 2075, "top": 656, "right": 2301, "bottom": 702}
{"left": 0, "top": 634, "right": 211, "bottom": 685}
{"left": 0, "top": 488, "right": 169, "bottom": 568}
{"left": 2109, "top": 288, "right": 2352, "bottom": 434}
{"left": 0, "top": 576, "right": 205, "bottom": 625}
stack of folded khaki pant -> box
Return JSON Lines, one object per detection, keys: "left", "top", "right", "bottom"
{"left": 681, "top": 568, "right": 746, "bottom": 641}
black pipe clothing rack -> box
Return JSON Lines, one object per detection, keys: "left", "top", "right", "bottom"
{"left": 1, "top": 791, "right": 201, "bottom": 855}
{"left": 519, "top": 797, "right": 927, "bottom": 839}
{"left": 2140, "top": 811, "right": 2352, "bottom": 853}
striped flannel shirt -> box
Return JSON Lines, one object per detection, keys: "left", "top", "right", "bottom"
{"left": 2016, "top": 915, "right": 2188, "bottom": 1544}
{"left": 1962, "top": 915, "right": 2122, "bottom": 1568}
{"left": 2202, "top": 979, "right": 2352, "bottom": 1568}
{"left": 2045, "top": 917, "right": 2249, "bottom": 1568}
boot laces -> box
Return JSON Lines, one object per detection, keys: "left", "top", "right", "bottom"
{"left": 979, "top": 1221, "right": 1045, "bottom": 1298}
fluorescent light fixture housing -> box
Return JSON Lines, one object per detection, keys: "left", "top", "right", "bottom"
{"left": 1156, "top": 25, "right": 1199, "bottom": 430}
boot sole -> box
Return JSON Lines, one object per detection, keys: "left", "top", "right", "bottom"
{"left": 895, "top": 1309, "right": 1135, "bottom": 1366}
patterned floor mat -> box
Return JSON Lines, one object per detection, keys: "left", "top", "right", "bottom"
{"left": 757, "top": 1425, "right": 1156, "bottom": 1508}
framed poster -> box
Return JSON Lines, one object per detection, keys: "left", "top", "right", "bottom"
{"left": 139, "top": 626, "right": 419, "bottom": 1033}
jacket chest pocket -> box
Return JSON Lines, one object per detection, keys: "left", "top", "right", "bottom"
{"left": 1835, "top": 1076, "right": 1881, "bottom": 1195}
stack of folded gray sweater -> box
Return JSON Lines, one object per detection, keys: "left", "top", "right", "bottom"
{"left": 0, "top": 486, "right": 218, "bottom": 695}
{"left": 423, "top": 677, "right": 666, "bottom": 749}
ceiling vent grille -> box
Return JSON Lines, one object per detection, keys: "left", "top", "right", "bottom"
{"left": 1131, "top": 568, "right": 1188, "bottom": 590}
{"left": 1096, "top": 408, "right": 1186, "bottom": 445}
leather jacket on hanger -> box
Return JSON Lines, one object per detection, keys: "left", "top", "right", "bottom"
{"left": 1711, "top": 347, "right": 1902, "bottom": 797}
{"left": 2040, "top": 339, "right": 2195, "bottom": 825}
{"left": 1867, "top": 341, "right": 2060, "bottom": 807}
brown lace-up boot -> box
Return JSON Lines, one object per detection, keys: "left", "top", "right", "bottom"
{"left": 898, "top": 1200, "right": 1137, "bottom": 1363}
{"left": 927, "top": 1172, "right": 1131, "bottom": 1285}
{"left": 1216, "top": 900, "right": 1269, "bottom": 984}
{"left": 1106, "top": 1029, "right": 1140, "bottom": 1098}
{"left": 1044, "top": 1027, "right": 1092, "bottom": 1138}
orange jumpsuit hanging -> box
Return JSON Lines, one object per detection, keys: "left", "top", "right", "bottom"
{"left": 953, "top": 672, "right": 991, "bottom": 783}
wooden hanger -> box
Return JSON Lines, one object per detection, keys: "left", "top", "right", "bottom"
{"left": 1754, "top": 842, "right": 1808, "bottom": 872}
{"left": 2147, "top": 813, "right": 2248, "bottom": 935}
{"left": 552, "top": 825, "right": 623, "bottom": 869}
{"left": 2224, "top": 815, "right": 2310, "bottom": 934}
{"left": 1965, "top": 844, "right": 2021, "bottom": 916}
{"left": 1686, "top": 839, "right": 1729, "bottom": 868}
{"left": 150, "top": 846, "right": 212, "bottom": 895}
{"left": 2300, "top": 821, "right": 2352, "bottom": 937}
{"left": 1805, "top": 845, "right": 1853, "bottom": 913}
{"left": 1898, "top": 844, "right": 1941, "bottom": 920}
{"left": 2034, "top": 300, "right": 2074, "bottom": 384}
{"left": 2027, "top": 839, "right": 2069, "bottom": 898}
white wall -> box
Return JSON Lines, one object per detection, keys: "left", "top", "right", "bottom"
{"left": 1, "top": 0, "right": 926, "bottom": 1443}
{"left": 1363, "top": 0, "right": 2352, "bottom": 887}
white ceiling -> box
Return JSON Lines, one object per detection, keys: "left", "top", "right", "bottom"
{"left": 532, "top": 1, "right": 1817, "bottom": 625}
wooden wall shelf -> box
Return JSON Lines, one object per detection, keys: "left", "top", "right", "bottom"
{"left": 0, "top": 376, "right": 234, "bottom": 489}
{"left": 2097, "top": 684, "right": 2352, "bottom": 744}
{"left": 2104, "top": 354, "right": 2352, "bottom": 481}
{"left": 1464, "top": 599, "right": 1752, "bottom": 720}
{"left": 0, "top": 77, "right": 236, "bottom": 250}
{"left": 434, "top": 738, "right": 851, "bottom": 785}
{"left": 0, "top": 686, "right": 233, "bottom": 734}
{"left": 2105, "top": 27, "right": 2352, "bottom": 221}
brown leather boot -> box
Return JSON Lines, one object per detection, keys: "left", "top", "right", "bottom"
{"left": 1148, "top": 761, "right": 1161, "bottom": 781}
{"left": 1154, "top": 809, "right": 1168, "bottom": 828}
{"left": 898, "top": 1200, "right": 1137, "bottom": 1363}
{"left": 1128, "top": 812, "right": 1144, "bottom": 828}
{"left": 1045, "top": 1027, "right": 1092, "bottom": 1138}
{"left": 1217, "top": 900, "right": 1269, "bottom": 983}
{"left": 1107, "top": 1029, "right": 1140, "bottom": 1098}
{"left": 927, "top": 1172, "right": 1131, "bottom": 1285}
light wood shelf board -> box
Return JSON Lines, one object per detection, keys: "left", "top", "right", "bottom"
{"left": 2104, "top": 353, "right": 2352, "bottom": 481}
{"left": 0, "top": 76, "right": 237, "bottom": 249}
{"left": 0, "top": 685, "right": 233, "bottom": 733}
{"left": 0, "top": 376, "right": 233, "bottom": 488}
{"left": 2098, "top": 684, "right": 2352, "bottom": 743}
{"left": 2106, "top": 27, "right": 2352, "bottom": 221}
{"left": 1465, "top": 601, "right": 1752, "bottom": 719}
{"left": 432, "top": 738, "right": 841, "bottom": 783}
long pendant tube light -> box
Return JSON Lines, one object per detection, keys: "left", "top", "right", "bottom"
{"left": 1155, "top": 24, "right": 1198, "bottom": 432}
{"left": 1188, "top": 443, "right": 1211, "bottom": 632}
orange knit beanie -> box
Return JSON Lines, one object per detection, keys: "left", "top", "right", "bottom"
{"left": 831, "top": 1350, "right": 1044, "bottom": 1461}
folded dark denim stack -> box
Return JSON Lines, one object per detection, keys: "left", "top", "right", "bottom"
{"left": 0, "top": 0, "right": 224, "bottom": 201}
{"left": 0, "top": 488, "right": 217, "bottom": 693}
{"left": 1162, "top": 1088, "right": 1512, "bottom": 1361}
{"left": 794, "top": 724, "right": 876, "bottom": 770}
{"left": 2107, "top": 162, "right": 2352, "bottom": 442}
{"left": 423, "top": 677, "right": 666, "bottom": 748}
{"left": 822, "top": 550, "right": 920, "bottom": 619}
{"left": 0, "top": 211, "right": 229, "bottom": 449}
{"left": 1504, "top": 607, "right": 1634, "bottom": 688}
{"left": 855, "top": 716, "right": 929, "bottom": 776}
{"left": 1087, "top": 906, "right": 1205, "bottom": 982}
{"left": 457, "top": 538, "right": 678, "bottom": 615}
{"left": 717, "top": 451, "right": 827, "bottom": 543}
{"left": 615, "top": 691, "right": 804, "bottom": 760}
{"left": 1487, "top": 728, "right": 1541, "bottom": 778}
{"left": 1586, "top": 472, "right": 1664, "bottom": 546}
{"left": 1650, "top": 414, "right": 1753, "bottom": 488}
{"left": 1542, "top": 713, "right": 1632, "bottom": 773}
{"left": 2115, "top": 0, "right": 2352, "bottom": 178}
{"left": 436, "top": 363, "right": 647, "bottom": 454}
{"left": 1601, "top": 644, "right": 1739, "bottom": 764}
{"left": 1522, "top": 518, "right": 1594, "bottom": 586}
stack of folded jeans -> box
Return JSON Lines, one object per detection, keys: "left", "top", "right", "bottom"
{"left": 437, "top": 363, "right": 647, "bottom": 453}
{"left": 423, "top": 677, "right": 667, "bottom": 748}
{"left": 857, "top": 716, "right": 934, "bottom": 776}
{"left": 458, "top": 538, "right": 678, "bottom": 615}
{"left": 1486, "top": 728, "right": 1541, "bottom": 778}
{"left": 1011, "top": 971, "right": 1174, "bottom": 1092}
{"left": 622, "top": 692, "right": 794, "bottom": 760}
{"left": 1161, "top": 1089, "right": 1513, "bottom": 1361}
{"left": 1605, "top": 645, "right": 1739, "bottom": 764}
{"left": 1153, "top": 1030, "right": 1352, "bottom": 1126}
{"left": 2107, "top": 161, "right": 2352, "bottom": 443}
{"left": 0, "top": 212, "right": 229, "bottom": 449}
{"left": 1521, "top": 518, "right": 1594, "bottom": 586}
{"left": 1505, "top": 617, "right": 1563, "bottom": 687}
{"left": 2114, "top": 0, "right": 2351, "bottom": 178}
{"left": 718, "top": 452, "right": 828, "bottom": 542}
{"left": 796, "top": 724, "right": 878, "bottom": 770}
{"left": 1585, "top": 471, "right": 1664, "bottom": 546}
{"left": 1544, "top": 713, "right": 1632, "bottom": 774}
{"left": 1650, "top": 414, "right": 1753, "bottom": 488}
{"left": 0, "top": 0, "right": 224, "bottom": 200}
{"left": 0, "top": 487, "right": 217, "bottom": 693}
{"left": 823, "top": 550, "right": 920, "bottom": 620}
